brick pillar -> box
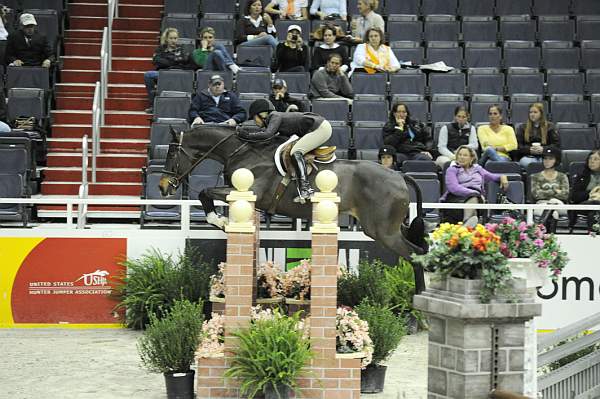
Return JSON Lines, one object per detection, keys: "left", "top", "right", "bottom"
{"left": 197, "top": 169, "right": 257, "bottom": 399}
{"left": 297, "top": 170, "right": 361, "bottom": 399}
{"left": 414, "top": 276, "right": 542, "bottom": 399}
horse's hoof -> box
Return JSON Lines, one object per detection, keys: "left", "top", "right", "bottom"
{"left": 207, "top": 212, "right": 229, "bottom": 229}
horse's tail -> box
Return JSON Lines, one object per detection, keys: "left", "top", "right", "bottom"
{"left": 403, "top": 173, "right": 424, "bottom": 220}
{"left": 402, "top": 173, "right": 428, "bottom": 294}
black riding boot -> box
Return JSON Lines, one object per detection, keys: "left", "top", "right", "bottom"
{"left": 538, "top": 209, "right": 552, "bottom": 228}
{"left": 292, "top": 151, "right": 314, "bottom": 201}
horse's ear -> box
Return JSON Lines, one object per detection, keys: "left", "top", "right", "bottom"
{"left": 169, "top": 127, "right": 179, "bottom": 143}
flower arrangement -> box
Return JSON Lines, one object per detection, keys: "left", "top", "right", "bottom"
{"left": 196, "top": 312, "right": 225, "bottom": 358}
{"left": 487, "top": 217, "right": 568, "bottom": 279}
{"left": 281, "top": 260, "right": 311, "bottom": 300}
{"left": 412, "top": 222, "right": 512, "bottom": 302}
{"left": 209, "top": 262, "right": 226, "bottom": 298}
{"left": 336, "top": 306, "right": 374, "bottom": 368}
{"left": 256, "top": 261, "right": 283, "bottom": 298}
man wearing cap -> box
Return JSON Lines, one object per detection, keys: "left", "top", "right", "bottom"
{"left": 269, "top": 78, "right": 305, "bottom": 112}
{"left": 310, "top": 53, "right": 353, "bottom": 103}
{"left": 189, "top": 75, "right": 246, "bottom": 127}
{"left": 6, "top": 13, "right": 53, "bottom": 68}
{"left": 274, "top": 25, "right": 309, "bottom": 72}
{"left": 265, "top": 0, "right": 309, "bottom": 20}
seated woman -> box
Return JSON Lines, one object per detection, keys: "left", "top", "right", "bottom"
{"left": 441, "top": 145, "right": 509, "bottom": 225}
{"left": 530, "top": 147, "right": 568, "bottom": 233}
{"left": 436, "top": 106, "right": 479, "bottom": 168}
{"left": 265, "top": 0, "right": 309, "bottom": 20}
{"left": 350, "top": 27, "right": 399, "bottom": 76}
{"left": 311, "top": 23, "right": 349, "bottom": 72}
{"left": 274, "top": 24, "right": 309, "bottom": 72}
{"left": 383, "top": 102, "right": 434, "bottom": 163}
{"left": 143, "top": 28, "right": 191, "bottom": 114}
{"left": 192, "top": 27, "right": 240, "bottom": 74}
{"left": 517, "top": 102, "right": 560, "bottom": 169}
{"left": 570, "top": 149, "right": 600, "bottom": 232}
{"left": 378, "top": 145, "right": 398, "bottom": 170}
{"left": 237, "top": 0, "right": 278, "bottom": 50}
{"left": 310, "top": 0, "right": 347, "bottom": 20}
{"left": 477, "top": 104, "right": 518, "bottom": 166}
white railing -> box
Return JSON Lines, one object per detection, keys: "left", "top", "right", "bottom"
{"left": 77, "top": 135, "right": 89, "bottom": 228}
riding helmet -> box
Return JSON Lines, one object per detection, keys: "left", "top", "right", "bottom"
{"left": 248, "top": 99, "right": 275, "bottom": 120}
{"left": 542, "top": 146, "right": 562, "bottom": 167}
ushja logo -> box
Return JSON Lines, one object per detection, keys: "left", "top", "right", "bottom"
{"left": 75, "top": 270, "right": 110, "bottom": 286}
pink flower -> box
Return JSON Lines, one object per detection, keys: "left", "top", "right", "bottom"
{"left": 486, "top": 223, "right": 497, "bottom": 233}
{"left": 519, "top": 232, "right": 528, "bottom": 241}
{"left": 539, "top": 260, "right": 549, "bottom": 268}
{"left": 503, "top": 216, "right": 516, "bottom": 224}
{"left": 551, "top": 251, "right": 557, "bottom": 257}
{"left": 554, "top": 269, "right": 561, "bottom": 276}
{"left": 518, "top": 221, "right": 528, "bottom": 232}
{"left": 534, "top": 239, "right": 544, "bottom": 248}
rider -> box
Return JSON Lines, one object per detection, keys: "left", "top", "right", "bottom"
{"left": 239, "top": 99, "right": 332, "bottom": 200}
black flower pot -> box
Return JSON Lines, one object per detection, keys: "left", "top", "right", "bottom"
{"left": 264, "top": 383, "right": 290, "bottom": 399}
{"left": 164, "top": 370, "right": 195, "bottom": 399}
{"left": 360, "top": 364, "right": 387, "bottom": 393}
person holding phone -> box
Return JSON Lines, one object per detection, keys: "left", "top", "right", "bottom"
{"left": 273, "top": 24, "right": 309, "bottom": 72}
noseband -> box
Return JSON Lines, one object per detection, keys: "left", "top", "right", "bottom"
{"left": 162, "top": 131, "right": 237, "bottom": 191}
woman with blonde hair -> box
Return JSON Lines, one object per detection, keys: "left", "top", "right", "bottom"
{"left": 143, "top": 28, "right": 192, "bottom": 113}
{"left": 192, "top": 27, "right": 240, "bottom": 73}
{"left": 350, "top": 27, "right": 399, "bottom": 76}
{"left": 516, "top": 102, "right": 560, "bottom": 169}
{"left": 350, "top": 0, "right": 384, "bottom": 43}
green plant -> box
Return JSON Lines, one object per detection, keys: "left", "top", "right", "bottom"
{"left": 137, "top": 299, "right": 204, "bottom": 373}
{"left": 354, "top": 299, "right": 406, "bottom": 365}
{"left": 384, "top": 260, "right": 425, "bottom": 328}
{"left": 112, "top": 247, "right": 216, "bottom": 329}
{"left": 337, "top": 259, "right": 392, "bottom": 308}
{"left": 412, "top": 222, "right": 512, "bottom": 303}
{"left": 225, "top": 310, "right": 313, "bottom": 398}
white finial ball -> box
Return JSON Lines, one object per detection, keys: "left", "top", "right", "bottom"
{"left": 230, "top": 200, "right": 253, "bottom": 223}
{"left": 316, "top": 200, "right": 338, "bottom": 224}
{"left": 315, "top": 170, "right": 338, "bottom": 193}
{"left": 231, "top": 168, "right": 254, "bottom": 191}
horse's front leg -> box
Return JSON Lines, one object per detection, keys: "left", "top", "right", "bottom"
{"left": 199, "top": 186, "right": 232, "bottom": 229}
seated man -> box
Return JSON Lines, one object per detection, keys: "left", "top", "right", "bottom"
{"left": 6, "top": 13, "right": 54, "bottom": 68}
{"left": 240, "top": 99, "right": 332, "bottom": 200}
{"left": 269, "top": 78, "right": 305, "bottom": 112}
{"left": 310, "top": 53, "right": 353, "bottom": 103}
{"left": 189, "top": 75, "right": 246, "bottom": 127}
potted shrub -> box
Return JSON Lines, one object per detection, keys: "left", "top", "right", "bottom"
{"left": 225, "top": 309, "right": 313, "bottom": 399}
{"left": 256, "top": 261, "right": 285, "bottom": 305}
{"left": 355, "top": 299, "right": 406, "bottom": 393}
{"left": 281, "top": 259, "right": 311, "bottom": 303}
{"left": 383, "top": 260, "right": 425, "bottom": 334}
{"left": 337, "top": 259, "right": 392, "bottom": 308}
{"left": 487, "top": 217, "right": 568, "bottom": 287}
{"left": 137, "top": 299, "right": 204, "bottom": 399}
{"left": 336, "top": 306, "right": 374, "bottom": 368}
{"left": 412, "top": 222, "right": 513, "bottom": 302}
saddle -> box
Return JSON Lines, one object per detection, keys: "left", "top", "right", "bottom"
{"left": 280, "top": 140, "right": 336, "bottom": 177}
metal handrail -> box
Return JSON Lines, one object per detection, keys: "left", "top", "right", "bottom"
{"left": 77, "top": 135, "right": 89, "bottom": 228}
{"left": 107, "top": 0, "right": 118, "bottom": 71}
{"left": 91, "top": 81, "right": 101, "bottom": 182}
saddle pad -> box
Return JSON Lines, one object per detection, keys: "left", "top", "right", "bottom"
{"left": 274, "top": 136, "right": 337, "bottom": 177}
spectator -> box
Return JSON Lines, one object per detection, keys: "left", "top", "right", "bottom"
{"left": 383, "top": 102, "right": 434, "bottom": 163}
{"left": 441, "top": 145, "right": 509, "bottom": 225}
{"left": 378, "top": 145, "right": 398, "bottom": 170}
{"left": 350, "top": 27, "right": 399, "bottom": 76}
{"left": 531, "top": 147, "right": 568, "bottom": 233}
{"left": 311, "top": 23, "right": 349, "bottom": 72}
{"left": 516, "top": 102, "right": 560, "bottom": 169}
{"left": 310, "top": 0, "right": 347, "bottom": 20}
{"left": 0, "top": 6, "right": 10, "bottom": 66}
{"left": 436, "top": 106, "right": 478, "bottom": 168}
{"left": 350, "top": 0, "right": 384, "bottom": 44}
{"left": 269, "top": 78, "right": 305, "bottom": 112}
{"left": 189, "top": 75, "right": 246, "bottom": 127}
{"left": 310, "top": 53, "right": 353, "bottom": 102}
{"left": 265, "top": 0, "right": 309, "bottom": 20}
{"left": 274, "top": 25, "right": 309, "bottom": 72}
{"left": 477, "top": 104, "right": 517, "bottom": 166}
{"left": 240, "top": 99, "right": 332, "bottom": 200}
{"left": 144, "top": 28, "right": 192, "bottom": 113}
{"left": 237, "top": 0, "right": 278, "bottom": 50}
{"left": 6, "top": 13, "right": 54, "bottom": 68}
{"left": 570, "top": 149, "right": 600, "bottom": 232}
{"left": 192, "top": 27, "right": 240, "bottom": 74}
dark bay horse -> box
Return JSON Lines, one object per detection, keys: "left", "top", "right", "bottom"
{"left": 159, "top": 125, "right": 428, "bottom": 292}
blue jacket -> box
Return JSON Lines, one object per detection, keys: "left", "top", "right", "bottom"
{"left": 188, "top": 89, "right": 246, "bottom": 124}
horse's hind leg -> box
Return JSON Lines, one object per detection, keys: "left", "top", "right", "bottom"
{"left": 199, "top": 186, "right": 231, "bottom": 229}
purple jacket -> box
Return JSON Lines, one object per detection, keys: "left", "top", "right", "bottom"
{"left": 441, "top": 163, "right": 501, "bottom": 201}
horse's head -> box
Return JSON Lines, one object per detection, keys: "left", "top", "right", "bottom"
{"left": 159, "top": 129, "right": 194, "bottom": 197}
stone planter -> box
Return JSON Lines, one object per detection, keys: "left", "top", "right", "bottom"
{"left": 507, "top": 257, "right": 548, "bottom": 289}
{"left": 414, "top": 274, "right": 542, "bottom": 399}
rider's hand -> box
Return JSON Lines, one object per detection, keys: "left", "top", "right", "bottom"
{"left": 225, "top": 119, "right": 237, "bottom": 126}
{"left": 191, "top": 117, "right": 204, "bottom": 127}
{"left": 42, "top": 59, "right": 51, "bottom": 68}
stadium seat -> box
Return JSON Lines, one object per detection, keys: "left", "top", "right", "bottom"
{"left": 6, "top": 88, "right": 45, "bottom": 127}
{"left": 486, "top": 180, "right": 525, "bottom": 222}
{"left": 423, "top": 15, "right": 459, "bottom": 42}
{"left": 390, "top": 69, "right": 426, "bottom": 96}
{"left": 390, "top": 41, "right": 425, "bottom": 65}
{"left": 532, "top": 0, "right": 570, "bottom": 16}
{"left": 385, "top": 0, "right": 420, "bottom": 15}
{"left": 428, "top": 69, "right": 466, "bottom": 95}
{"left": 499, "top": 15, "right": 536, "bottom": 42}
{"left": 546, "top": 69, "right": 585, "bottom": 96}
{"left": 541, "top": 41, "right": 580, "bottom": 70}
{"left": 577, "top": 16, "right": 600, "bottom": 41}
{"left": 236, "top": 45, "right": 273, "bottom": 69}
{"left": 421, "top": 0, "right": 457, "bottom": 15}
{"left": 464, "top": 42, "right": 501, "bottom": 68}
{"left": 470, "top": 94, "right": 507, "bottom": 125}
{"left": 506, "top": 67, "right": 544, "bottom": 96}
{"left": 591, "top": 94, "right": 600, "bottom": 124}
{"left": 351, "top": 72, "right": 387, "bottom": 96}
{"left": 510, "top": 94, "right": 546, "bottom": 124}
{"left": 430, "top": 94, "right": 466, "bottom": 123}
{"left": 425, "top": 41, "right": 462, "bottom": 68}
{"left": 388, "top": 15, "right": 422, "bottom": 42}
{"left": 325, "top": 122, "right": 351, "bottom": 149}
{"left": 352, "top": 96, "right": 388, "bottom": 122}
{"left": 457, "top": 0, "right": 494, "bottom": 16}
{"left": 352, "top": 121, "right": 384, "bottom": 149}
{"left": 390, "top": 94, "right": 429, "bottom": 122}
{"left": 195, "top": 70, "right": 233, "bottom": 94}
{"left": 461, "top": 16, "right": 497, "bottom": 42}
{"left": 235, "top": 70, "right": 272, "bottom": 95}
{"left": 156, "top": 69, "right": 194, "bottom": 96}
{"left": 562, "top": 150, "right": 591, "bottom": 173}
{"left": 467, "top": 68, "right": 504, "bottom": 96}
{"left": 153, "top": 92, "right": 192, "bottom": 120}
{"left": 161, "top": 13, "right": 198, "bottom": 40}
{"left": 585, "top": 69, "right": 600, "bottom": 95}
{"left": 24, "top": 9, "right": 60, "bottom": 51}
{"left": 140, "top": 172, "right": 182, "bottom": 226}
{"left": 273, "top": 72, "right": 309, "bottom": 95}
{"left": 150, "top": 118, "right": 189, "bottom": 149}
{"left": 200, "top": 15, "right": 236, "bottom": 41}
{"left": 581, "top": 41, "right": 600, "bottom": 70}
{"left": 495, "top": 0, "right": 532, "bottom": 16}
{"left": 407, "top": 177, "right": 441, "bottom": 223}
{"left": 165, "top": 0, "right": 200, "bottom": 14}
{"left": 274, "top": 19, "right": 310, "bottom": 42}
{"left": 571, "top": 0, "right": 600, "bottom": 15}
{"left": 550, "top": 94, "right": 590, "bottom": 124}
{"left": 238, "top": 93, "right": 269, "bottom": 115}
{"left": 555, "top": 122, "right": 597, "bottom": 151}
{"left": 311, "top": 99, "right": 350, "bottom": 122}
{"left": 6, "top": 66, "right": 49, "bottom": 90}
{"left": 484, "top": 161, "right": 522, "bottom": 180}
{"left": 503, "top": 41, "right": 541, "bottom": 69}
{"left": 537, "top": 16, "right": 575, "bottom": 42}
{"left": 0, "top": 173, "right": 28, "bottom": 226}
